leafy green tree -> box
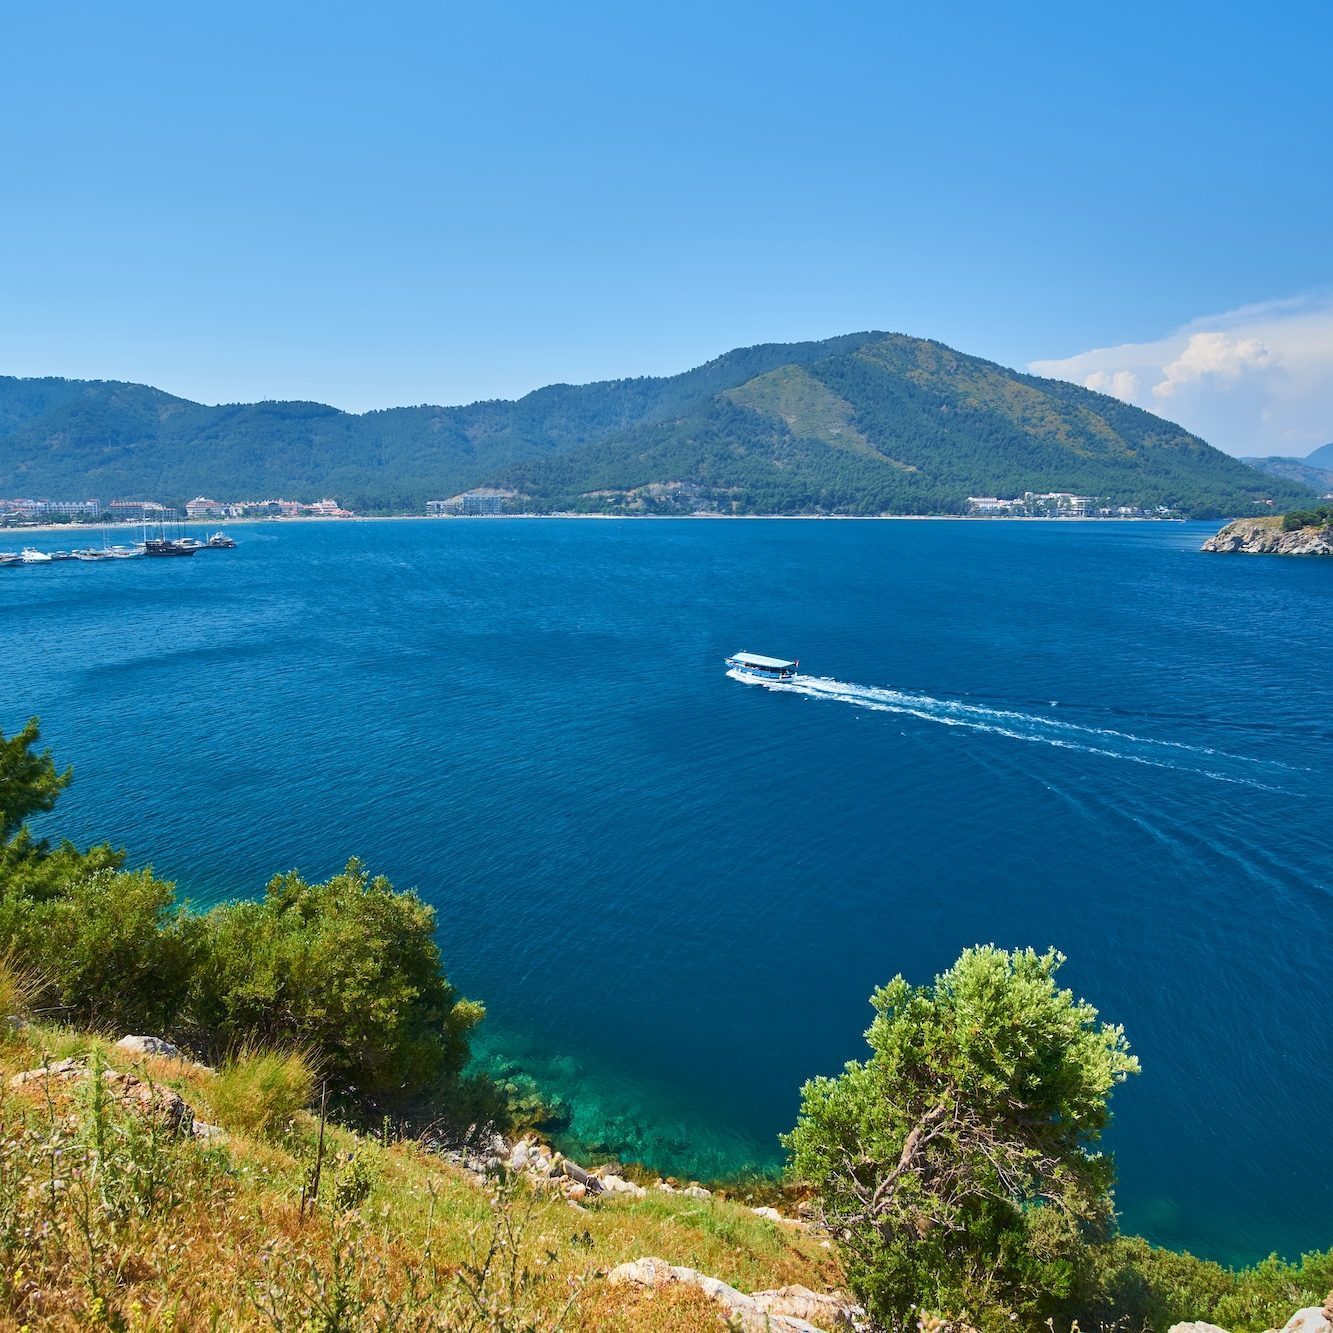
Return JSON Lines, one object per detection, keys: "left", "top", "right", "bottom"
{"left": 785, "top": 946, "right": 1139, "bottom": 1330}
{"left": 188, "top": 860, "right": 483, "bottom": 1101}
{"left": 0, "top": 718, "right": 70, "bottom": 846}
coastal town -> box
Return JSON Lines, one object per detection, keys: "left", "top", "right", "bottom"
{"left": 0, "top": 495, "right": 354, "bottom": 526}
{"left": 3, "top": 488, "right": 1195, "bottom": 526}
{"left": 966, "top": 491, "right": 1184, "bottom": 518}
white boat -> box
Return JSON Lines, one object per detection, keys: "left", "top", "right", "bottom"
{"left": 0, "top": 552, "right": 20, "bottom": 567}
{"left": 105, "top": 544, "right": 145, "bottom": 559}
{"left": 20, "top": 548, "right": 53, "bottom": 564}
{"left": 725, "top": 651, "right": 799, "bottom": 681}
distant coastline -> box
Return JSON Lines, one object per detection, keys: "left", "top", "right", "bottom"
{"left": 5, "top": 513, "right": 1199, "bottom": 536}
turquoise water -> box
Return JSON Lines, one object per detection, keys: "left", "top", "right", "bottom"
{"left": 3, "top": 518, "right": 1330, "bottom": 1264}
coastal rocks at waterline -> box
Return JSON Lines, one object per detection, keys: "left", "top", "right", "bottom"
{"left": 608, "top": 1257, "right": 867, "bottom": 1332}
{"left": 1201, "top": 517, "right": 1333, "bottom": 555}
{"left": 498, "top": 1135, "right": 811, "bottom": 1228}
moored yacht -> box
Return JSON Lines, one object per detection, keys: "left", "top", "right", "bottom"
{"left": 144, "top": 538, "right": 196, "bottom": 557}
{"left": 725, "top": 651, "right": 800, "bottom": 681}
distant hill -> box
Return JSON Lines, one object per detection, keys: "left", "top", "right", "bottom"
{"left": 0, "top": 333, "right": 1309, "bottom": 517}
{"left": 1241, "top": 443, "right": 1333, "bottom": 497}
{"left": 495, "top": 335, "right": 1308, "bottom": 518}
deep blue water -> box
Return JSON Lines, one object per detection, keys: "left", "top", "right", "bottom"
{"left": 3, "top": 518, "right": 1330, "bottom": 1265}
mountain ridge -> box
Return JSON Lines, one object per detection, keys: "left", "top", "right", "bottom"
{"left": 0, "top": 332, "right": 1310, "bottom": 517}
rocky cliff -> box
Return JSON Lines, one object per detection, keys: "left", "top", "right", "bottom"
{"left": 1202, "top": 516, "right": 1333, "bottom": 555}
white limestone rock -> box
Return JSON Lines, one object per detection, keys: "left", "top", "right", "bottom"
{"left": 115, "top": 1035, "right": 182, "bottom": 1059}
{"left": 1282, "top": 1308, "right": 1333, "bottom": 1333}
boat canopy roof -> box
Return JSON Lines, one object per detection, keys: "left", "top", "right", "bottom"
{"left": 731, "top": 652, "right": 797, "bottom": 669}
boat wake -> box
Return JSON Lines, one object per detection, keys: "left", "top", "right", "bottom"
{"left": 727, "top": 670, "right": 1295, "bottom": 791}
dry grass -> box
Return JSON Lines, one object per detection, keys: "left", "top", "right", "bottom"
{"left": 203, "top": 1045, "right": 317, "bottom": 1140}
{"left": 0, "top": 953, "right": 37, "bottom": 1027}
{"left": 0, "top": 1019, "right": 840, "bottom": 1331}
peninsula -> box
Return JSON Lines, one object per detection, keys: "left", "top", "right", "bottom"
{"left": 1202, "top": 506, "right": 1333, "bottom": 555}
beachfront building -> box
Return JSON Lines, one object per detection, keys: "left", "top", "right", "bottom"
{"left": 0, "top": 498, "right": 102, "bottom": 520}
{"left": 185, "top": 496, "right": 228, "bottom": 518}
{"left": 105, "top": 500, "right": 173, "bottom": 522}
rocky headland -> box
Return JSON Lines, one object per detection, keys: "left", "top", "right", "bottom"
{"left": 1202, "top": 516, "right": 1333, "bottom": 555}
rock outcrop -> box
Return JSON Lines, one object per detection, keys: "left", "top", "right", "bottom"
{"left": 1202, "top": 517, "right": 1333, "bottom": 554}
{"left": 7, "top": 1053, "right": 222, "bottom": 1139}
{"left": 607, "top": 1256, "right": 865, "bottom": 1332}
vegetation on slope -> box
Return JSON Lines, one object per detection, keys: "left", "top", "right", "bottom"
{"left": 495, "top": 335, "right": 1308, "bottom": 518}
{"left": 0, "top": 1012, "right": 835, "bottom": 1330}
{"left": 1242, "top": 455, "right": 1333, "bottom": 496}
{"left": 0, "top": 720, "right": 482, "bottom": 1111}
{"left": 0, "top": 332, "right": 1310, "bottom": 517}
{"left": 0, "top": 335, "right": 879, "bottom": 511}
{"left": 1281, "top": 503, "right": 1333, "bottom": 531}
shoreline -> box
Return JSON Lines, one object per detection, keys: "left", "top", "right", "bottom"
{"left": 3, "top": 513, "right": 1194, "bottom": 535}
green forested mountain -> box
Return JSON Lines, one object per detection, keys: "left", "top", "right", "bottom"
{"left": 0, "top": 336, "right": 878, "bottom": 512}
{"left": 497, "top": 335, "right": 1308, "bottom": 517}
{"left": 0, "top": 332, "right": 1307, "bottom": 517}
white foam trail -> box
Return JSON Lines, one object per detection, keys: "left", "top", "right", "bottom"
{"left": 728, "top": 671, "right": 1287, "bottom": 791}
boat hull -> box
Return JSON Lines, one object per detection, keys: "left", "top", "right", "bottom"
{"left": 725, "top": 657, "right": 798, "bottom": 682}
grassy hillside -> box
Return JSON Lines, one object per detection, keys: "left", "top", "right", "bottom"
{"left": 0, "top": 1020, "right": 837, "bottom": 1330}
{"left": 0, "top": 332, "right": 1309, "bottom": 517}
{"left": 498, "top": 335, "right": 1307, "bottom": 518}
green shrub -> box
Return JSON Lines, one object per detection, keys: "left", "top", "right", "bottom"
{"left": 0, "top": 867, "right": 198, "bottom": 1032}
{"left": 188, "top": 860, "right": 483, "bottom": 1102}
{"left": 1070, "top": 1235, "right": 1333, "bottom": 1332}
{"left": 1281, "top": 504, "right": 1333, "bottom": 531}
{"left": 207, "top": 1046, "right": 317, "bottom": 1140}
{"left": 786, "top": 946, "right": 1139, "bottom": 1331}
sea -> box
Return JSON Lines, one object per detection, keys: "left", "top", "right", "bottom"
{"left": 2, "top": 517, "right": 1330, "bottom": 1265}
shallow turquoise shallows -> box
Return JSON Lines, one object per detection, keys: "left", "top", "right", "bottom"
{"left": 4, "top": 518, "right": 1330, "bottom": 1264}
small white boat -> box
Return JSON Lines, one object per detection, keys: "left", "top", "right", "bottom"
{"left": 0, "top": 552, "right": 21, "bottom": 567}
{"left": 20, "top": 548, "right": 53, "bottom": 564}
{"left": 725, "top": 651, "right": 800, "bottom": 681}
{"left": 105, "top": 544, "right": 145, "bottom": 559}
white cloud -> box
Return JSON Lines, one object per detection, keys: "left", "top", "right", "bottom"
{"left": 1085, "top": 369, "right": 1140, "bottom": 401}
{"left": 1030, "top": 293, "right": 1333, "bottom": 456}
{"left": 1152, "top": 332, "right": 1275, "bottom": 398}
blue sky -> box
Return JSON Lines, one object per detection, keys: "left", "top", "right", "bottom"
{"left": 2, "top": 1, "right": 1330, "bottom": 454}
